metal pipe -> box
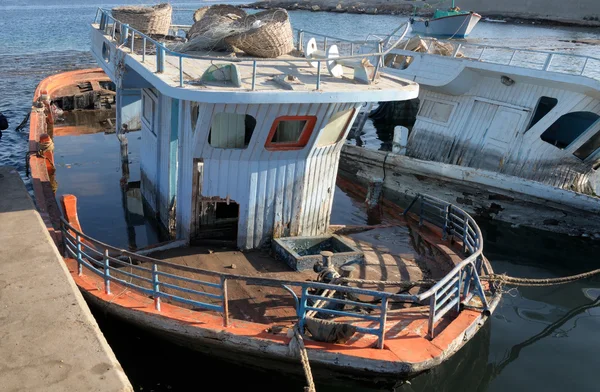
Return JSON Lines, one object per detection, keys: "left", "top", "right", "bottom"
{"left": 316, "top": 60, "right": 321, "bottom": 90}
{"left": 251, "top": 61, "right": 257, "bottom": 90}
{"left": 152, "top": 263, "right": 161, "bottom": 311}
{"left": 179, "top": 56, "right": 183, "bottom": 87}
{"left": 104, "top": 248, "right": 111, "bottom": 294}
{"left": 222, "top": 277, "right": 229, "bottom": 327}
{"left": 377, "top": 297, "right": 388, "bottom": 349}
{"left": 76, "top": 234, "right": 82, "bottom": 276}
{"left": 142, "top": 37, "right": 146, "bottom": 62}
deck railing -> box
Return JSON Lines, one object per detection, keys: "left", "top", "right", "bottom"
{"left": 94, "top": 8, "right": 402, "bottom": 90}
{"left": 60, "top": 193, "right": 490, "bottom": 344}
{"left": 404, "top": 194, "right": 490, "bottom": 337}
{"left": 297, "top": 27, "right": 600, "bottom": 80}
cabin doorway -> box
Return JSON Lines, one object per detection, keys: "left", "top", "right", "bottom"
{"left": 191, "top": 159, "right": 239, "bottom": 244}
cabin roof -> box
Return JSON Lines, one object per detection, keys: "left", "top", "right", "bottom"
{"left": 91, "top": 24, "right": 419, "bottom": 104}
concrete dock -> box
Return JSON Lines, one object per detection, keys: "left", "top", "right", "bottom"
{"left": 0, "top": 166, "right": 132, "bottom": 391}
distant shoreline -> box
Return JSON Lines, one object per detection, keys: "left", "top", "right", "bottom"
{"left": 241, "top": 0, "right": 600, "bottom": 27}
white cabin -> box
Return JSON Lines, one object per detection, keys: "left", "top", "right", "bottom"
{"left": 89, "top": 14, "right": 418, "bottom": 248}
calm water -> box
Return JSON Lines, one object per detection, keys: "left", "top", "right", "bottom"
{"left": 1, "top": 1, "right": 600, "bottom": 391}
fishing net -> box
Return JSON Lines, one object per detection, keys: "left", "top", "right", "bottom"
{"left": 225, "top": 9, "right": 294, "bottom": 58}
{"left": 181, "top": 5, "right": 247, "bottom": 52}
{"left": 112, "top": 3, "right": 172, "bottom": 36}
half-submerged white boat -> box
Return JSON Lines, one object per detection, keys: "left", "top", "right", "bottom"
{"left": 410, "top": 2, "right": 481, "bottom": 38}
{"left": 306, "top": 29, "right": 600, "bottom": 236}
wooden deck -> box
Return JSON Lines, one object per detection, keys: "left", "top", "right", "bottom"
{"left": 130, "top": 222, "right": 456, "bottom": 328}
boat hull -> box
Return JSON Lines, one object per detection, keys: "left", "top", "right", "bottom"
{"left": 411, "top": 13, "right": 481, "bottom": 38}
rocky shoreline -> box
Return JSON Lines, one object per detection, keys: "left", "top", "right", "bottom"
{"left": 242, "top": 0, "right": 600, "bottom": 27}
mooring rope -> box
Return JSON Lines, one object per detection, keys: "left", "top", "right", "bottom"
{"left": 483, "top": 269, "right": 600, "bottom": 287}
{"left": 293, "top": 324, "right": 316, "bottom": 392}
{"left": 25, "top": 137, "right": 55, "bottom": 177}
{"left": 339, "top": 270, "right": 600, "bottom": 289}
{"left": 14, "top": 112, "right": 30, "bottom": 132}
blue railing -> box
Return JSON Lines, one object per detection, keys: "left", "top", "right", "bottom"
{"left": 61, "top": 192, "right": 491, "bottom": 345}
{"left": 93, "top": 8, "right": 403, "bottom": 89}
{"left": 404, "top": 194, "right": 490, "bottom": 337}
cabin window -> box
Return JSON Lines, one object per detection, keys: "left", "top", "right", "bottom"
{"left": 417, "top": 99, "right": 454, "bottom": 124}
{"left": 540, "top": 111, "right": 600, "bottom": 149}
{"left": 316, "top": 109, "right": 356, "bottom": 147}
{"left": 265, "top": 116, "right": 317, "bottom": 150}
{"left": 102, "top": 42, "right": 110, "bottom": 63}
{"left": 190, "top": 102, "right": 200, "bottom": 133}
{"left": 208, "top": 113, "right": 257, "bottom": 149}
{"left": 527, "top": 96, "right": 558, "bottom": 131}
{"left": 573, "top": 130, "right": 600, "bottom": 160}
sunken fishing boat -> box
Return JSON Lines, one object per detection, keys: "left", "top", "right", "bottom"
{"left": 28, "top": 4, "right": 501, "bottom": 387}
{"left": 325, "top": 32, "right": 600, "bottom": 237}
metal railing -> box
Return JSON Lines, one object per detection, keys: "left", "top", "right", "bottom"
{"left": 61, "top": 193, "right": 490, "bottom": 344}
{"left": 295, "top": 25, "right": 600, "bottom": 80}
{"left": 94, "top": 8, "right": 402, "bottom": 90}
{"left": 404, "top": 194, "right": 490, "bottom": 337}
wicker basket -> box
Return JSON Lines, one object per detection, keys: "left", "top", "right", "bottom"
{"left": 225, "top": 9, "right": 294, "bottom": 58}
{"left": 112, "top": 3, "right": 172, "bottom": 36}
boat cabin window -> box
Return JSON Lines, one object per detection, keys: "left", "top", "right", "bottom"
{"left": 316, "top": 108, "right": 356, "bottom": 147}
{"left": 540, "top": 111, "right": 600, "bottom": 149}
{"left": 527, "top": 96, "right": 558, "bottom": 131}
{"left": 574, "top": 130, "right": 600, "bottom": 160}
{"left": 265, "top": 116, "right": 317, "bottom": 150}
{"left": 208, "top": 113, "right": 257, "bottom": 149}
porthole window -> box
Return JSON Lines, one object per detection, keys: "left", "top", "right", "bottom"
{"left": 265, "top": 116, "right": 317, "bottom": 151}
{"left": 208, "top": 113, "right": 257, "bottom": 149}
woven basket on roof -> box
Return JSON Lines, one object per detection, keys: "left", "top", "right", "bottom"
{"left": 225, "top": 9, "right": 294, "bottom": 58}
{"left": 183, "top": 5, "right": 247, "bottom": 52}
{"left": 112, "top": 3, "right": 172, "bottom": 36}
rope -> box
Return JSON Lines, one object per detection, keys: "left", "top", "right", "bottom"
{"left": 484, "top": 269, "right": 600, "bottom": 287}
{"left": 15, "top": 112, "right": 30, "bottom": 132}
{"left": 25, "top": 137, "right": 55, "bottom": 177}
{"left": 292, "top": 324, "right": 316, "bottom": 392}
{"left": 339, "top": 277, "right": 436, "bottom": 287}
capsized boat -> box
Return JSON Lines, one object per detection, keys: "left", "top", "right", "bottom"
{"left": 410, "top": 1, "right": 481, "bottom": 38}
{"left": 28, "top": 4, "right": 501, "bottom": 386}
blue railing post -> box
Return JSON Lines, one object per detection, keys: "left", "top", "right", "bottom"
{"left": 442, "top": 204, "right": 450, "bottom": 240}
{"left": 251, "top": 61, "right": 257, "bottom": 90}
{"left": 76, "top": 234, "right": 82, "bottom": 276}
{"left": 130, "top": 31, "right": 135, "bottom": 52}
{"left": 142, "top": 37, "right": 146, "bottom": 62}
{"left": 377, "top": 297, "right": 388, "bottom": 349}
{"left": 428, "top": 292, "right": 437, "bottom": 338}
{"left": 296, "top": 29, "right": 304, "bottom": 51}
{"left": 179, "top": 56, "right": 183, "bottom": 87}
{"left": 120, "top": 24, "right": 129, "bottom": 46}
{"left": 152, "top": 263, "right": 161, "bottom": 311}
{"left": 221, "top": 277, "right": 229, "bottom": 327}
{"left": 103, "top": 249, "right": 111, "bottom": 295}
{"left": 99, "top": 11, "right": 107, "bottom": 31}
{"left": 298, "top": 286, "right": 308, "bottom": 332}
{"left": 316, "top": 60, "right": 321, "bottom": 90}
{"left": 157, "top": 45, "right": 165, "bottom": 73}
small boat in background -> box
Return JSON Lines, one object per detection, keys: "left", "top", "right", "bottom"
{"left": 410, "top": 1, "right": 481, "bottom": 38}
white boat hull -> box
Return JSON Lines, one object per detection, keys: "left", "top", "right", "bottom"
{"left": 410, "top": 13, "right": 481, "bottom": 38}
